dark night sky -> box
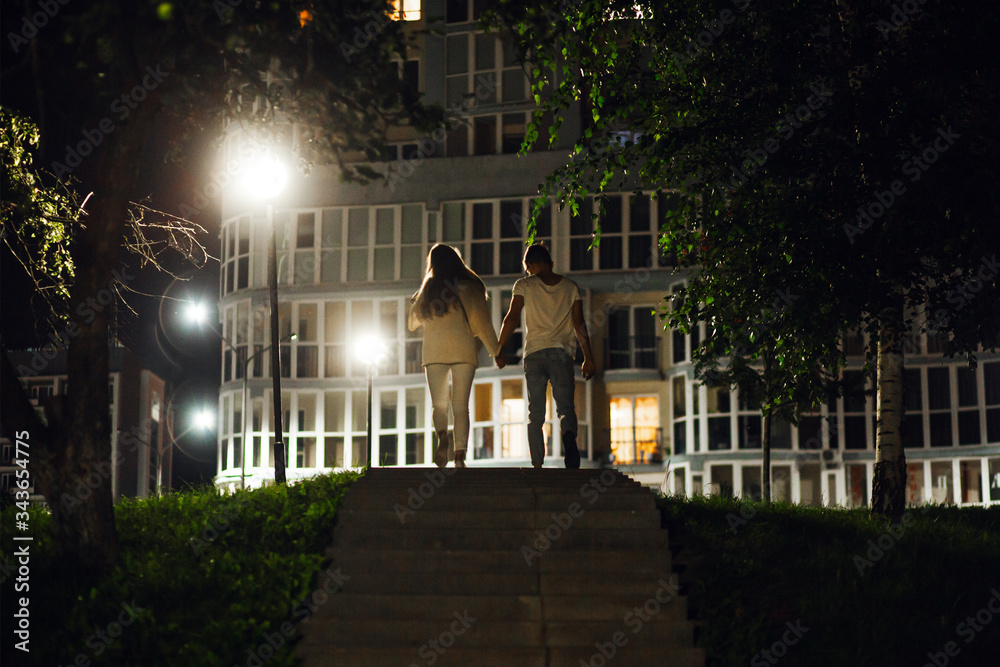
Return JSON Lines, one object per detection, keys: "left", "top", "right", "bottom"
{"left": 1, "top": 8, "right": 223, "bottom": 487}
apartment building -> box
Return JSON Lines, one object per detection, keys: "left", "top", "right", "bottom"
{"left": 1, "top": 345, "right": 169, "bottom": 503}
{"left": 212, "top": 0, "right": 1000, "bottom": 507}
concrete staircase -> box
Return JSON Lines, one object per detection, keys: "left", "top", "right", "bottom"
{"left": 298, "top": 467, "right": 704, "bottom": 666}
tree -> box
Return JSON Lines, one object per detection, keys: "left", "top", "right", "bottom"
{"left": 1, "top": 0, "right": 437, "bottom": 573}
{"left": 486, "top": 0, "right": 1000, "bottom": 519}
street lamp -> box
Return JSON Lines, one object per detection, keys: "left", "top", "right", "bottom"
{"left": 241, "top": 331, "right": 296, "bottom": 489}
{"left": 353, "top": 333, "right": 388, "bottom": 469}
{"left": 159, "top": 402, "right": 214, "bottom": 495}
{"left": 242, "top": 150, "right": 289, "bottom": 484}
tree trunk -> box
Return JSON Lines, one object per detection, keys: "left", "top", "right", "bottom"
{"left": 6, "top": 101, "right": 156, "bottom": 575}
{"left": 762, "top": 409, "right": 772, "bottom": 504}
{"left": 872, "top": 298, "right": 907, "bottom": 521}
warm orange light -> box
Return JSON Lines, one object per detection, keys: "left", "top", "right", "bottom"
{"left": 299, "top": 9, "right": 313, "bottom": 27}
{"left": 390, "top": 0, "right": 421, "bottom": 21}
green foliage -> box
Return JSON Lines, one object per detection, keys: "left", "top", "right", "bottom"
{"left": 0, "top": 471, "right": 359, "bottom": 666}
{"left": 487, "top": 1, "right": 1000, "bottom": 511}
{"left": 0, "top": 107, "right": 80, "bottom": 324}
{"left": 657, "top": 495, "right": 1000, "bottom": 666}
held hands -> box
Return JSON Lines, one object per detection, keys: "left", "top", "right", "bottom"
{"left": 494, "top": 353, "right": 507, "bottom": 369}
{"left": 581, "top": 358, "right": 596, "bottom": 380}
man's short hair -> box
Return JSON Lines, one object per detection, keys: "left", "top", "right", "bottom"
{"left": 523, "top": 243, "right": 552, "bottom": 267}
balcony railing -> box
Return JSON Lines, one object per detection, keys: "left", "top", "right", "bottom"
{"left": 605, "top": 335, "right": 659, "bottom": 370}
{"left": 605, "top": 426, "right": 664, "bottom": 464}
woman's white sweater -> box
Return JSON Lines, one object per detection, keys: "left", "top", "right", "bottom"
{"left": 407, "top": 280, "right": 502, "bottom": 366}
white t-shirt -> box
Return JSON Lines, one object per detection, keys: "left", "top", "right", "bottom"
{"left": 512, "top": 274, "right": 581, "bottom": 357}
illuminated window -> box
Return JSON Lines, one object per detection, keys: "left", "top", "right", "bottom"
{"left": 609, "top": 396, "right": 660, "bottom": 464}
{"left": 391, "top": 0, "right": 421, "bottom": 21}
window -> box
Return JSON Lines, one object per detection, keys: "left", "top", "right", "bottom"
{"left": 606, "top": 306, "right": 658, "bottom": 370}
{"left": 706, "top": 385, "right": 731, "bottom": 451}
{"left": 671, "top": 376, "right": 687, "bottom": 455}
{"left": 320, "top": 208, "right": 343, "bottom": 283}
{"left": 608, "top": 396, "right": 660, "bottom": 464}
{"left": 444, "top": 28, "right": 527, "bottom": 156}
{"left": 438, "top": 199, "right": 550, "bottom": 276}
{"left": 405, "top": 388, "right": 426, "bottom": 464}
{"left": 390, "top": 0, "right": 421, "bottom": 21}
{"left": 927, "top": 366, "right": 952, "bottom": 447}
{"left": 222, "top": 217, "right": 251, "bottom": 294}
{"left": 570, "top": 194, "right": 668, "bottom": 272}
{"left": 294, "top": 304, "right": 319, "bottom": 378}
{"left": 842, "top": 370, "right": 870, "bottom": 450}
{"left": 400, "top": 204, "right": 425, "bottom": 280}
{"left": 987, "top": 362, "right": 1000, "bottom": 441}
{"left": 500, "top": 379, "right": 527, "bottom": 458}
{"left": 956, "top": 366, "right": 981, "bottom": 445}
{"left": 347, "top": 207, "right": 370, "bottom": 282}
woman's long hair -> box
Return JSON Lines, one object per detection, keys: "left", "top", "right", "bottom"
{"left": 411, "top": 244, "right": 486, "bottom": 319}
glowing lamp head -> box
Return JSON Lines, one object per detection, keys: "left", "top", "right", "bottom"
{"left": 354, "top": 333, "right": 388, "bottom": 366}
{"left": 192, "top": 407, "right": 215, "bottom": 432}
{"left": 242, "top": 153, "right": 288, "bottom": 200}
{"left": 186, "top": 301, "right": 209, "bottom": 325}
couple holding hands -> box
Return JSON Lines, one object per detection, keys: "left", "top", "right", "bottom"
{"left": 408, "top": 243, "right": 595, "bottom": 469}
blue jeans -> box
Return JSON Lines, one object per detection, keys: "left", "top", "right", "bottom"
{"left": 524, "top": 348, "right": 577, "bottom": 466}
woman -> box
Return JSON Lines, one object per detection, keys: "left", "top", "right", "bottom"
{"left": 408, "top": 244, "right": 502, "bottom": 468}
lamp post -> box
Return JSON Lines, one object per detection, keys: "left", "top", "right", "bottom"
{"left": 241, "top": 332, "right": 296, "bottom": 489}
{"left": 242, "top": 152, "right": 289, "bottom": 484}
{"left": 353, "top": 333, "right": 387, "bottom": 469}
{"left": 159, "top": 401, "right": 214, "bottom": 495}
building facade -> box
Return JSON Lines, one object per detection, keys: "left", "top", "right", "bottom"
{"left": 2, "top": 346, "right": 170, "bottom": 504}
{"left": 213, "top": 0, "right": 1000, "bottom": 507}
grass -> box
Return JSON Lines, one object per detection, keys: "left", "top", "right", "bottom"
{"left": 657, "top": 495, "right": 1000, "bottom": 667}
{"left": 1, "top": 470, "right": 359, "bottom": 666}
{"left": 3, "top": 473, "right": 998, "bottom": 666}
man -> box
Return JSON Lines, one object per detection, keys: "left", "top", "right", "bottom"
{"left": 497, "top": 243, "right": 595, "bottom": 468}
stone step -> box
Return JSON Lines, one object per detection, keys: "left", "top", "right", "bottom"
{"left": 332, "top": 572, "right": 679, "bottom": 596}
{"left": 298, "top": 470, "right": 703, "bottom": 667}
{"left": 335, "top": 508, "right": 662, "bottom": 530}
{"left": 296, "top": 645, "right": 549, "bottom": 667}
{"left": 550, "top": 646, "right": 706, "bottom": 667}
{"left": 298, "top": 616, "right": 694, "bottom": 648}
{"left": 305, "top": 593, "right": 543, "bottom": 621}
{"left": 305, "top": 592, "right": 688, "bottom": 622}
{"left": 332, "top": 527, "right": 670, "bottom": 551}
{"left": 358, "top": 468, "right": 646, "bottom": 489}
{"left": 342, "top": 491, "right": 657, "bottom": 512}
{"left": 296, "top": 645, "right": 704, "bottom": 667}
{"left": 326, "top": 548, "right": 674, "bottom": 574}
